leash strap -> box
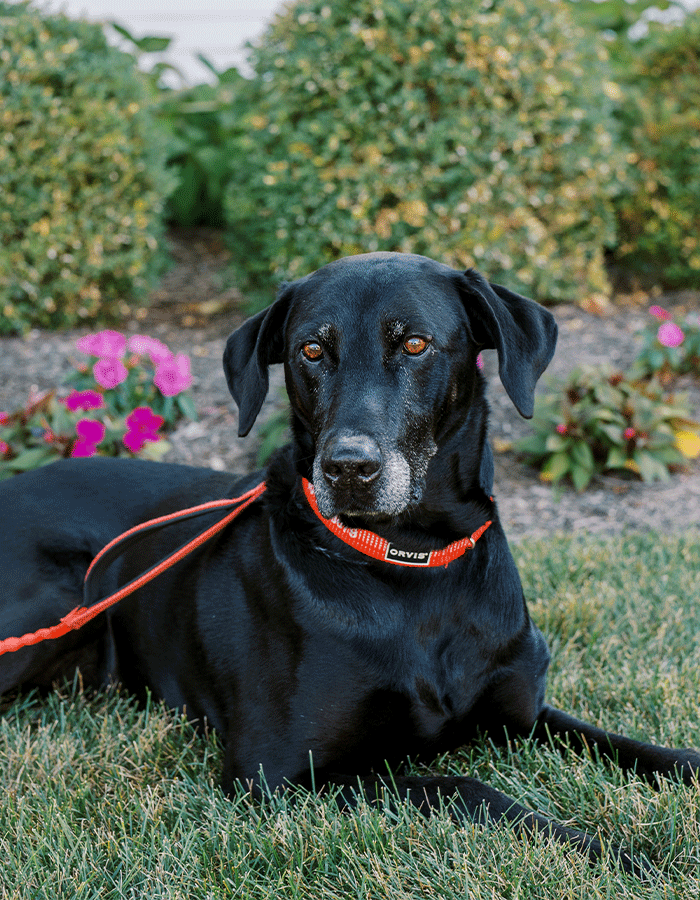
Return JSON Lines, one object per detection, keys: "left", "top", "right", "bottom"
{"left": 0, "top": 481, "right": 267, "bottom": 657}
{"left": 302, "top": 478, "right": 492, "bottom": 567}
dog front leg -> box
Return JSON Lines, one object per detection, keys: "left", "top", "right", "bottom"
{"left": 329, "top": 773, "right": 651, "bottom": 877}
{"left": 533, "top": 705, "right": 700, "bottom": 786}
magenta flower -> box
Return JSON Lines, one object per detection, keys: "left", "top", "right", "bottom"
{"left": 93, "top": 357, "right": 129, "bottom": 389}
{"left": 0, "top": 440, "right": 9, "bottom": 455}
{"left": 649, "top": 305, "right": 671, "bottom": 321}
{"left": 123, "top": 407, "right": 164, "bottom": 452}
{"left": 556, "top": 423, "right": 568, "bottom": 435}
{"left": 76, "top": 330, "right": 126, "bottom": 358}
{"left": 657, "top": 322, "right": 684, "bottom": 348}
{"left": 126, "top": 334, "right": 172, "bottom": 364}
{"left": 70, "top": 419, "right": 106, "bottom": 458}
{"left": 154, "top": 353, "right": 193, "bottom": 396}
{"left": 0, "top": 412, "right": 8, "bottom": 425}
{"left": 76, "top": 419, "right": 105, "bottom": 442}
{"left": 63, "top": 389, "right": 106, "bottom": 412}
{"left": 623, "top": 427, "right": 636, "bottom": 440}
{"left": 70, "top": 442, "right": 96, "bottom": 458}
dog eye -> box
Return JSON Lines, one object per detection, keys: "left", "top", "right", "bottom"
{"left": 301, "top": 341, "right": 324, "bottom": 361}
{"left": 403, "top": 336, "right": 430, "bottom": 356}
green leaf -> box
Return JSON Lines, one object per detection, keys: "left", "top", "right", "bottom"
{"left": 196, "top": 53, "right": 222, "bottom": 78}
{"left": 542, "top": 451, "right": 571, "bottom": 483}
{"left": 570, "top": 440, "right": 595, "bottom": 472}
{"left": 590, "top": 408, "right": 624, "bottom": 424}
{"left": 109, "top": 22, "right": 138, "bottom": 44}
{"left": 571, "top": 463, "right": 593, "bottom": 492}
{"left": 634, "top": 449, "right": 671, "bottom": 484}
{"left": 136, "top": 36, "right": 173, "bottom": 54}
{"left": 605, "top": 447, "right": 628, "bottom": 470}
{"left": 8, "top": 447, "right": 55, "bottom": 471}
{"left": 597, "top": 423, "right": 626, "bottom": 443}
{"left": 654, "top": 446, "right": 685, "bottom": 465}
{"left": 110, "top": 24, "right": 172, "bottom": 54}
{"left": 514, "top": 435, "right": 547, "bottom": 457}
{"left": 176, "top": 395, "right": 198, "bottom": 421}
{"left": 545, "top": 433, "right": 571, "bottom": 452}
{"left": 649, "top": 349, "right": 666, "bottom": 370}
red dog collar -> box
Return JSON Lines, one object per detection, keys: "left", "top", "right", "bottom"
{"left": 302, "top": 478, "right": 491, "bottom": 568}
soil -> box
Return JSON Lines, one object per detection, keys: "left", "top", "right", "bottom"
{"left": 2, "top": 228, "right": 699, "bottom": 543}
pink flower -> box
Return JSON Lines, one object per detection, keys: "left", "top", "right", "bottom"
{"left": 76, "top": 330, "right": 126, "bottom": 358}
{"left": 123, "top": 407, "right": 164, "bottom": 452}
{"left": 649, "top": 305, "right": 671, "bottom": 321}
{"left": 556, "top": 423, "right": 568, "bottom": 435}
{"left": 0, "top": 440, "right": 9, "bottom": 455}
{"left": 63, "top": 389, "right": 106, "bottom": 412}
{"left": 93, "top": 357, "right": 129, "bottom": 389}
{"left": 75, "top": 419, "right": 105, "bottom": 443}
{"left": 0, "top": 412, "right": 8, "bottom": 425}
{"left": 126, "top": 334, "right": 172, "bottom": 364}
{"left": 70, "top": 442, "right": 97, "bottom": 457}
{"left": 70, "top": 418, "right": 106, "bottom": 458}
{"left": 623, "top": 427, "right": 636, "bottom": 440}
{"left": 657, "top": 322, "right": 684, "bottom": 348}
{"left": 153, "top": 353, "right": 193, "bottom": 397}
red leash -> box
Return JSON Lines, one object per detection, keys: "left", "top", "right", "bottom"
{"left": 0, "top": 478, "right": 492, "bottom": 656}
{"left": 0, "top": 481, "right": 267, "bottom": 657}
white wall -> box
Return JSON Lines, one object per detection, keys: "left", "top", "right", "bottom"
{"left": 38, "top": 0, "right": 283, "bottom": 84}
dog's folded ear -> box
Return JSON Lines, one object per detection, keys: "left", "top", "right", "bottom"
{"left": 223, "top": 282, "right": 296, "bottom": 436}
{"left": 457, "top": 270, "right": 558, "bottom": 418}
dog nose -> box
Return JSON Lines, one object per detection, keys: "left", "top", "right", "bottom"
{"left": 321, "top": 435, "right": 382, "bottom": 486}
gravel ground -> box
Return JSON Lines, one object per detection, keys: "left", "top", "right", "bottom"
{"left": 2, "top": 230, "right": 699, "bottom": 543}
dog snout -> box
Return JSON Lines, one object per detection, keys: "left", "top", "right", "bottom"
{"left": 321, "top": 434, "right": 382, "bottom": 487}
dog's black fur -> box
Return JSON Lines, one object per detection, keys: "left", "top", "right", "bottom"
{"left": 1, "top": 253, "right": 697, "bottom": 873}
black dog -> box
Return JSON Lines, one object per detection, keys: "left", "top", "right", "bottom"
{"left": 1, "top": 253, "right": 697, "bottom": 873}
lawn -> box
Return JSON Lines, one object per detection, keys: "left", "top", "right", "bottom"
{"left": 1, "top": 532, "right": 698, "bottom": 899}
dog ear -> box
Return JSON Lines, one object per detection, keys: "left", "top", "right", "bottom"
{"left": 457, "top": 269, "right": 558, "bottom": 418}
{"left": 223, "top": 282, "right": 296, "bottom": 436}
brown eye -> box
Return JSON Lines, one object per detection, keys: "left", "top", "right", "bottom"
{"left": 403, "top": 336, "right": 430, "bottom": 355}
{"left": 302, "top": 341, "right": 323, "bottom": 361}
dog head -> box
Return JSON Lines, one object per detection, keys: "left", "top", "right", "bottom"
{"left": 224, "top": 253, "right": 557, "bottom": 519}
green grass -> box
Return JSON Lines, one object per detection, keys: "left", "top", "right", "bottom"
{"left": 1, "top": 532, "right": 699, "bottom": 898}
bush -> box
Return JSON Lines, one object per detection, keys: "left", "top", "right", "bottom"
{"left": 223, "top": 0, "right": 626, "bottom": 305}
{"left": 0, "top": 329, "right": 196, "bottom": 478}
{"left": 158, "top": 67, "right": 253, "bottom": 228}
{"left": 611, "top": 10, "right": 700, "bottom": 287}
{"left": 515, "top": 367, "right": 699, "bottom": 490}
{"left": 0, "top": 2, "right": 174, "bottom": 334}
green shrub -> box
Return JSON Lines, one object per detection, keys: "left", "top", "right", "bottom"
{"left": 158, "top": 68, "right": 253, "bottom": 228}
{"left": 0, "top": 2, "right": 174, "bottom": 334}
{"left": 515, "top": 367, "right": 699, "bottom": 490}
{"left": 224, "top": 0, "right": 627, "bottom": 305}
{"left": 612, "top": 10, "right": 700, "bottom": 287}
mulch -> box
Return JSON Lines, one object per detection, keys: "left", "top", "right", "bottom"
{"left": 2, "top": 229, "right": 699, "bottom": 543}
